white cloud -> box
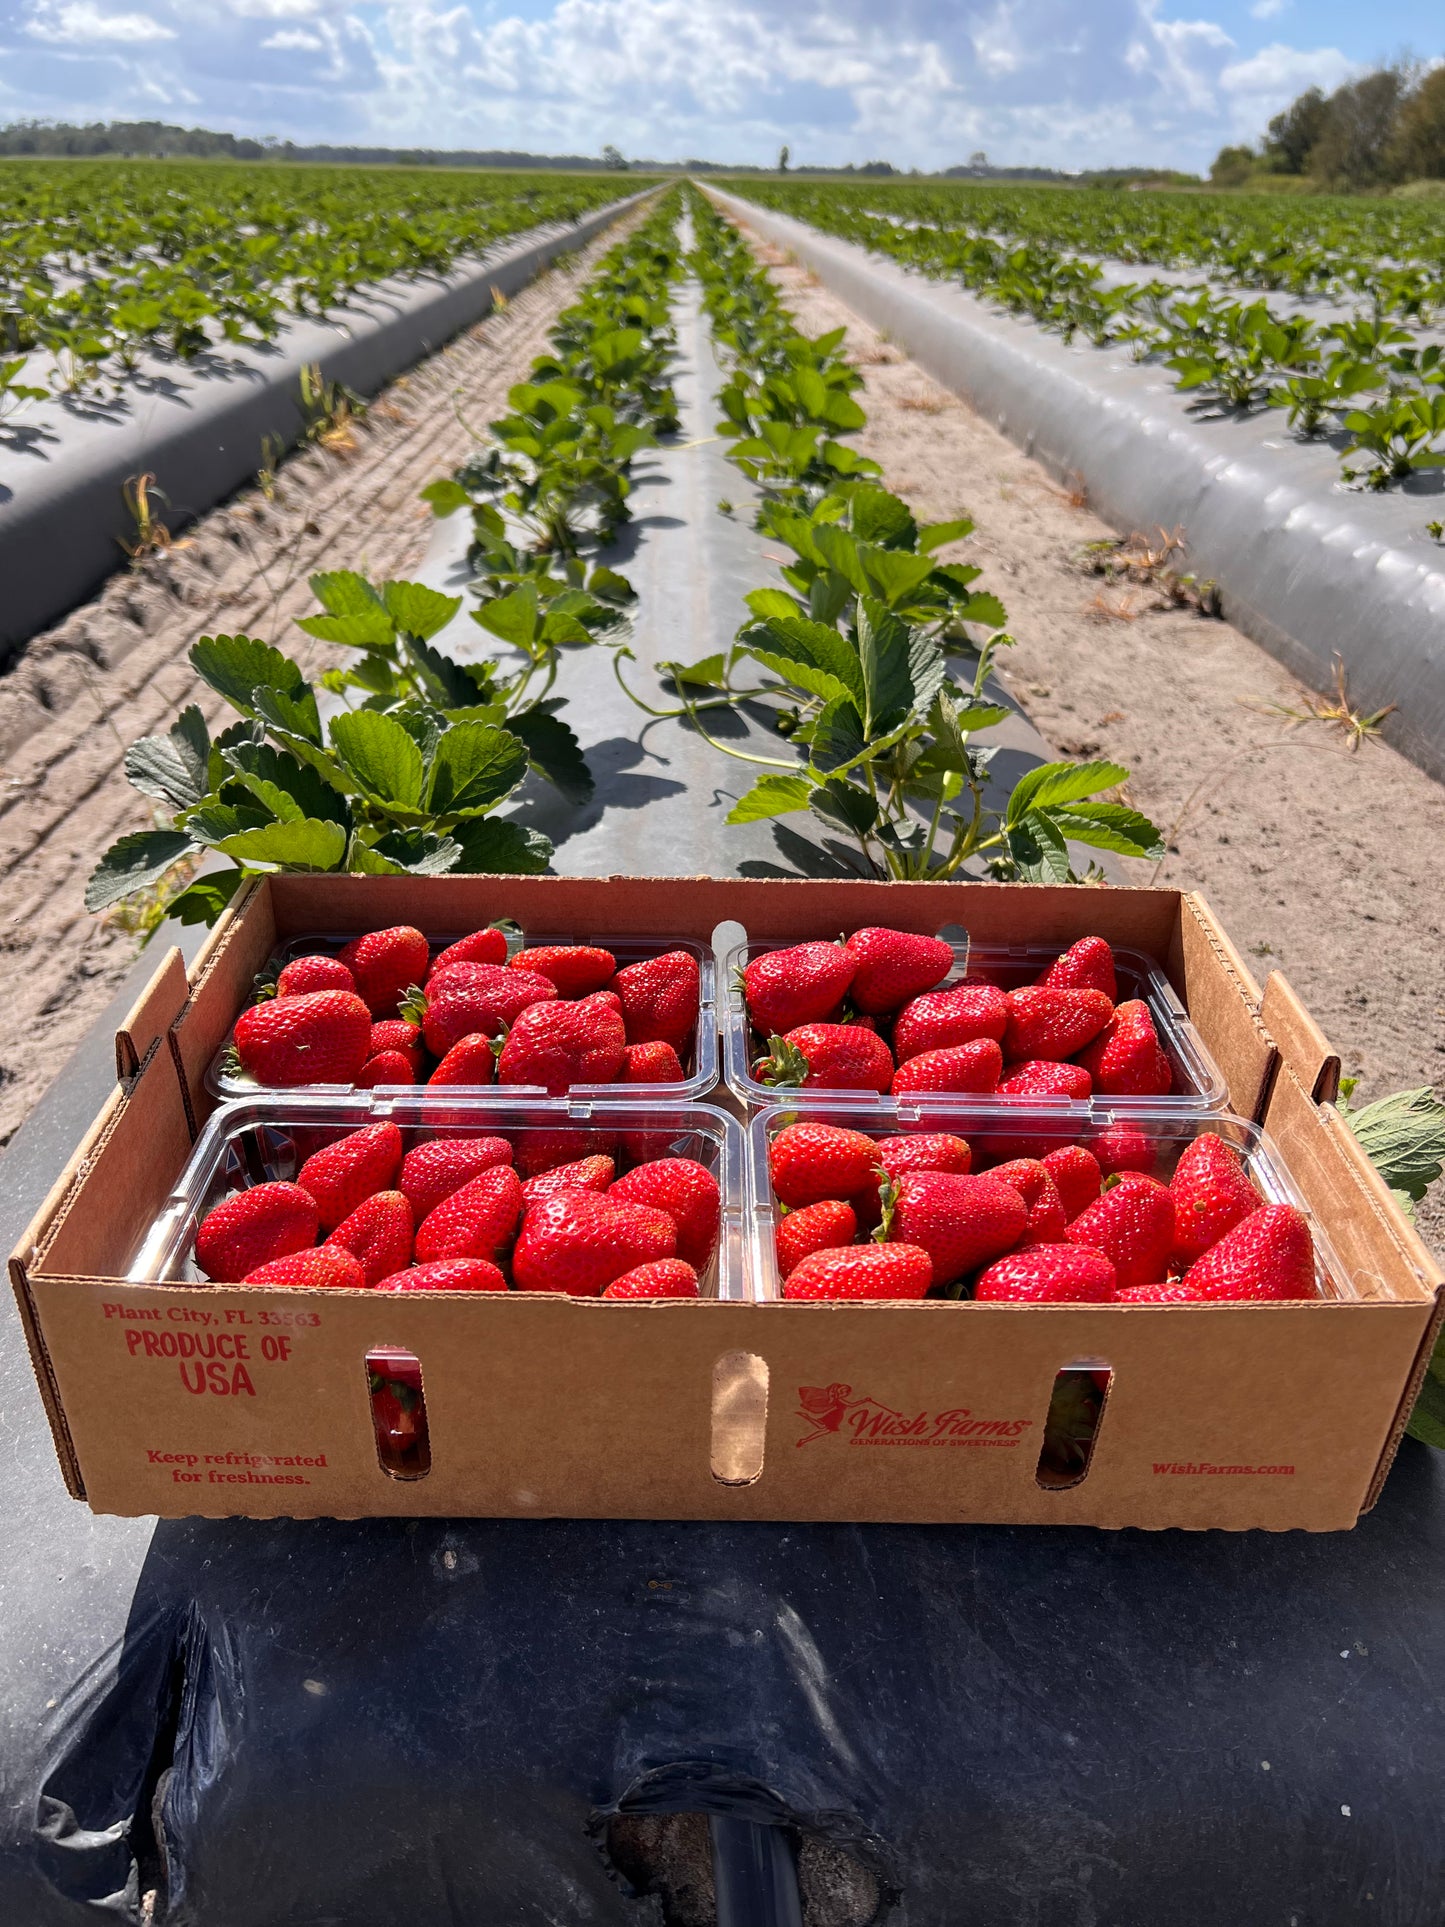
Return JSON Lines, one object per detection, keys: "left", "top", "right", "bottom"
{"left": 260, "top": 24, "right": 324, "bottom": 45}
{"left": 1249, "top": 0, "right": 1288, "bottom": 17}
{"left": 25, "top": 0, "right": 176, "bottom": 40}
{"left": 1221, "top": 41, "right": 1352, "bottom": 97}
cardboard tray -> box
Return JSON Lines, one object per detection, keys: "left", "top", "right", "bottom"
{"left": 10, "top": 875, "right": 1443, "bottom": 1530}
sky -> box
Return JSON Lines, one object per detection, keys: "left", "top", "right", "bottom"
{"left": 0, "top": 0, "right": 1438, "bottom": 172}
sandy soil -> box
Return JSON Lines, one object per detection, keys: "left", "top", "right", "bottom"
{"left": 0, "top": 214, "right": 648, "bottom": 1149}
{"left": 750, "top": 235, "right": 1445, "bottom": 1254}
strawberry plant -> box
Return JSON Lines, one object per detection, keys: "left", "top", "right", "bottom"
{"left": 1340, "top": 393, "right": 1445, "bottom": 489}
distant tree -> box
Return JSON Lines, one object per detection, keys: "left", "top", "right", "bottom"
{"left": 1309, "top": 67, "right": 1409, "bottom": 189}
{"left": 1389, "top": 65, "right": 1445, "bottom": 181}
{"left": 969, "top": 149, "right": 988, "bottom": 169}
{"left": 778, "top": 143, "right": 789, "bottom": 172}
{"left": 1263, "top": 86, "right": 1328, "bottom": 174}
{"left": 1209, "top": 144, "right": 1256, "bottom": 188}
{"left": 601, "top": 143, "right": 628, "bottom": 171}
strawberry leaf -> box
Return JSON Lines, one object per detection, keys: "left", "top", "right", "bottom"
{"left": 214, "top": 818, "right": 349, "bottom": 872}
{"left": 329, "top": 710, "right": 426, "bottom": 810}
{"left": 124, "top": 705, "right": 210, "bottom": 809}
{"left": 86, "top": 829, "right": 200, "bottom": 911}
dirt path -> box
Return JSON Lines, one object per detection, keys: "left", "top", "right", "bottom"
{"left": 747, "top": 232, "right": 1445, "bottom": 1253}
{"left": 0, "top": 213, "right": 647, "bottom": 1148}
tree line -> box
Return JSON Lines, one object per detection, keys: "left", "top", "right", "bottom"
{"left": 1212, "top": 63, "right": 1445, "bottom": 192}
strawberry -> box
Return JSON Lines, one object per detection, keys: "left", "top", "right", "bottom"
{"left": 975, "top": 1243, "right": 1116, "bottom": 1303}
{"left": 1066, "top": 1174, "right": 1176, "bottom": 1289}
{"left": 1076, "top": 1000, "right": 1172, "bottom": 1098}
{"left": 612, "top": 950, "right": 700, "bottom": 1045}
{"left": 602, "top": 1259, "right": 700, "bottom": 1299}
{"left": 989, "top": 1159, "right": 1068, "bottom": 1244}
{"left": 844, "top": 926, "right": 954, "bottom": 1014}
{"left": 609, "top": 1157, "right": 720, "bottom": 1269}
{"left": 338, "top": 925, "right": 430, "bottom": 1018}
{"left": 276, "top": 953, "right": 356, "bottom": 998}
{"left": 784, "top": 1243, "right": 933, "bottom": 1300}
{"left": 620, "top": 1040, "right": 686, "bottom": 1084}
{"left": 1170, "top": 1132, "right": 1262, "bottom": 1264}
{"left": 512, "top": 1191, "right": 677, "bottom": 1295}
{"left": 1117, "top": 1280, "right": 1210, "bottom": 1303}
{"left": 1042, "top": 1145, "right": 1102, "bottom": 1220}
{"left": 510, "top": 945, "right": 616, "bottom": 997}
{"left": 414, "top": 1164, "right": 524, "bottom": 1262}
{"left": 368, "top": 1359, "right": 428, "bottom": 1455}
{"left": 399, "top": 1136, "right": 513, "bottom": 1221}
{"left": 776, "top": 1199, "right": 858, "bottom": 1278}
{"left": 496, "top": 993, "right": 627, "bottom": 1093}
{"left": 769, "top": 1121, "right": 880, "bottom": 1208}
{"left": 1003, "top": 986, "right": 1113, "bottom": 1062}
{"left": 1181, "top": 1204, "right": 1314, "bottom": 1301}
{"left": 889, "top": 1171, "right": 1029, "bottom": 1286}
{"left": 756, "top": 1023, "right": 894, "bottom": 1093}
{"left": 847, "top": 1181, "right": 885, "bottom": 1234}
{"left": 997, "top": 1060, "right": 1092, "bottom": 1100}
{"left": 376, "top": 1258, "right": 507, "bottom": 1293}
{"left": 356, "top": 1051, "right": 417, "bottom": 1088}
{"left": 369, "top": 1019, "right": 424, "bottom": 1076}
{"left": 1091, "top": 1125, "right": 1157, "bottom": 1177}
{"left": 891, "top": 1039, "right": 1003, "bottom": 1096}
{"left": 428, "top": 1034, "right": 497, "bottom": 1086}
{"left": 429, "top": 927, "right": 512, "bottom": 976}
{"left": 521, "top": 1155, "right": 616, "bottom": 1205}
{"left": 195, "top": 1181, "right": 318, "bottom": 1283}
{"left": 325, "top": 1190, "right": 414, "bottom": 1287}
{"left": 893, "top": 982, "right": 1007, "bottom": 1062}
{"left": 743, "top": 941, "right": 856, "bottom": 1036}
{"left": 244, "top": 1247, "right": 367, "bottom": 1290}
{"left": 410, "top": 962, "right": 556, "bottom": 1057}
{"left": 875, "top": 1132, "right": 972, "bottom": 1180}
{"left": 297, "top": 1122, "right": 404, "bottom": 1231}
{"left": 234, "top": 989, "right": 372, "bottom": 1087}
{"left": 514, "top": 1127, "right": 616, "bottom": 1178}
{"left": 1038, "top": 936, "right": 1118, "bottom": 1000}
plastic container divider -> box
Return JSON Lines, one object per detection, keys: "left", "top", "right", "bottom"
{"left": 129, "top": 1093, "right": 750, "bottom": 1300}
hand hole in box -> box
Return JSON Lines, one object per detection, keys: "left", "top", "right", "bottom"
{"left": 367, "top": 1347, "right": 431, "bottom": 1480}
{"left": 1035, "top": 1366, "right": 1112, "bottom": 1491}
{"left": 711, "top": 1350, "right": 768, "bottom": 1486}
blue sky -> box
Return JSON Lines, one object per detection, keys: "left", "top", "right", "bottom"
{"left": 0, "top": 0, "right": 1438, "bottom": 170}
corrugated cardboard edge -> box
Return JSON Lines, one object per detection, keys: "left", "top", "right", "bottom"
{"left": 1175, "top": 892, "right": 1275, "bottom": 1121}
{"left": 1261, "top": 970, "right": 1342, "bottom": 1105}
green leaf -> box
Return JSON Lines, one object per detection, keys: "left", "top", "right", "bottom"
{"left": 725, "top": 774, "right": 815, "bottom": 824}
{"left": 661, "top": 653, "right": 728, "bottom": 690}
{"left": 1052, "top": 801, "right": 1164, "bottom": 859}
{"left": 222, "top": 741, "right": 352, "bottom": 828}
{"left": 190, "top": 634, "right": 305, "bottom": 714}
{"left": 425, "top": 722, "right": 531, "bottom": 816}
{"left": 849, "top": 486, "right": 917, "bottom": 550}
{"left": 309, "top": 570, "right": 385, "bottom": 616}
{"left": 586, "top": 564, "right": 636, "bottom": 606}
{"left": 164, "top": 867, "right": 245, "bottom": 926}
{"left": 1006, "top": 759, "right": 1130, "bottom": 825}
{"left": 1340, "top": 1086, "right": 1445, "bottom": 1208}
{"left": 744, "top": 588, "right": 804, "bottom": 623}
{"left": 918, "top": 518, "right": 974, "bottom": 554}
{"left": 507, "top": 708, "right": 594, "bottom": 805}
{"left": 350, "top": 828, "right": 463, "bottom": 876}
{"left": 86, "top": 829, "right": 199, "bottom": 912}
{"left": 420, "top": 478, "right": 471, "bottom": 517}
{"left": 124, "top": 705, "right": 210, "bottom": 809}
{"left": 813, "top": 525, "right": 874, "bottom": 597}
{"left": 758, "top": 615, "right": 866, "bottom": 708}
{"left": 449, "top": 816, "right": 553, "bottom": 874}
{"left": 403, "top": 633, "right": 484, "bottom": 710}
{"left": 215, "top": 818, "right": 349, "bottom": 872}
{"left": 957, "top": 592, "right": 1009, "bottom": 629}
{"left": 863, "top": 549, "right": 938, "bottom": 608}
{"left": 187, "top": 801, "right": 272, "bottom": 842}
{"left": 252, "top": 683, "right": 322, "bottom": 745}
{"left": 1006, "top": 810, "right": 1072, "bottom": 883}
{"left": 329, "top": 709, "right": 426, "bottom": 808}
{"left": 473, "top": 585, "right": 540, "bottom": 648}
{"left": 858, "top": 599, "right": 915, "bottom": 728}
{"left": 383, "top": 580, "right": 463, "bottom": 642}
{"left": 745, "top": 646, "right": 854, "bottom": 708}
{"left": 294, "top": 610, "right": 398, "bottom": 651}
{"left": 810, "top": 778, "right": 880, "bottom": 838}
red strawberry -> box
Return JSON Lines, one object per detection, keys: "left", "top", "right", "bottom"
{"left": 325, "top": 1190, "right": 414, "bottom": 1286}
{"left": 368, "top": 1358, "right": 428, "bottom": 1455}
{"left": 376, "top": 1258, "right": 507, "bottom": 1293}
{"left": 620, "top": 1040, "right": 686, "bottom": 1083}
{"left": 1003, "top": 986, "right": 1113, "bottom": 1062}
{"left": 399, "top": 1136, "right": 513, "bottom": 1221}
{"left": 428, "top": 1034, "right": 497, "bottom": 1086}
{"left": 1170, "top": 1133, "right": 1261, "bottom": 1264}
{"left": 769, "top": 1121, "right": 880, "bottom": 1208}
{"left": 510, "top": 945, "right": 616, "bottom": 996}
{"left": 244, "top": 1247, "right": 367, "bottom": 1290}
{"left": 1042, "top": 1145, "right": 1102, "bottom": 1220}
{"left": 893, "top": 982, "right": 1007, "bottom": 1062}
{"left": 784, "top": 1243, "right": 933, "bottom": 1300}
{"left": 234, "top": 990, "right": 372, "bottom": 1087}
{"left": 415, "top": 1164, "right": 524, "bottom": 1263}
{"left": 975, "top": 1244, "right": 1116, "bottom": 1303}
{"left": 195, "top": 1181, "right": 319, "bottom": 1282}
{"left": 997, "top": 1060, "right": 1092, "bottom": 1100}
{"left": 609, "top": 1157, "right": 720, "bottom": 1269}
{"left": 1038, "top": 937, "right": 1118, "bottom": 1000}
{"left": 1067, "top": 1174, "right": 1176, "bottom": 1289}
{"left": 369, "top": 1019, "right": 424, "bottom": 1076}
{"left": 743, "top": 941, "right": 856, "bottom": 1036}
{"left": 1076, "top": 1000, "right": 1172, "bottom": 1098}
{"left": 989, "top": 1159, "right": 1069, "bottom": 1244}
{"left": 602, "top": 1259, "right": 700, "bottom": 1299}
{"left": 356, "top": 1051, "right": 418, "bottom": 1088}
{"left": 411, "top": 962, "right": 556, "bottom": 1056}
{"left": 276, "top": 953, "right": 356, "bottom": 998}
{"left": 1181, "top": 1204, "right": 1314, "bottom": 1301}
{"left": 1117, "top": 1280, "right": 1210, "bottom": 1303}
{"left": 514, "top": 1127, "right": 616, "bottom": 1178}
{"left": 756, "top": 1023, "right": 893, "bottom": 1093}
{"left": 776, "top": 1199, "right": 858, "bottom": 1278}
{"left": 889, "top": 1171, "right": 1029, "bottom": 1286}
{"left": 496, "top": 993, "right": 626, "bottom": 1093}
{"left": 513, "top": 1191, "right": 676, "bottom": 1295}
{"left": 430, "top": 927, "right": 514, "bottom": 977}
{"left": 844, "top": 926, "right": 954, "bottom": 1014}
{"left": 1091, "top": 1125, "right": 1157, "bottom": 1177}
{"left": 847, "top": 1181, "right": 885, "bottom": 1234}
{"left": 612, "top": 950, "right": 700, "bottom": 1045}
{"left": 521, "top": 1155, "right": 616, "bottom": 1205}
{"left": 338, "top": 925, "right": 430, "bottom": 1018}
{"left": 891, "top": 1039, "right": 1003, "bottom": 1096}
{"left": 297, "top": 1122, "right": 404, "bottom": 1231}
{"left": 875, "top": 1133, "right": 972, "bottom": 1180}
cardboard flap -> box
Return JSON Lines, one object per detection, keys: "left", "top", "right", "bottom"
{"left": 115, "top": 946, "right": 189, "bottom": 1084}
{"left": 1262, "top": 971, "right": 1341, "bottom": 1105}
{"left": 1175, "top": 894, "right": 1275, "bottom": 1122}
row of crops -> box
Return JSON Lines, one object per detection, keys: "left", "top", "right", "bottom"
{"left": 0, "top": 160, "right": 642, "bottom": 400}
{"left": 734, "top": 179, "right": 1445, "bottom": 493}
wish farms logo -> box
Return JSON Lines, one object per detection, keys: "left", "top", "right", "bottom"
{"left": 795, "top": 1383, "right": 1034, "bottom": 1451}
